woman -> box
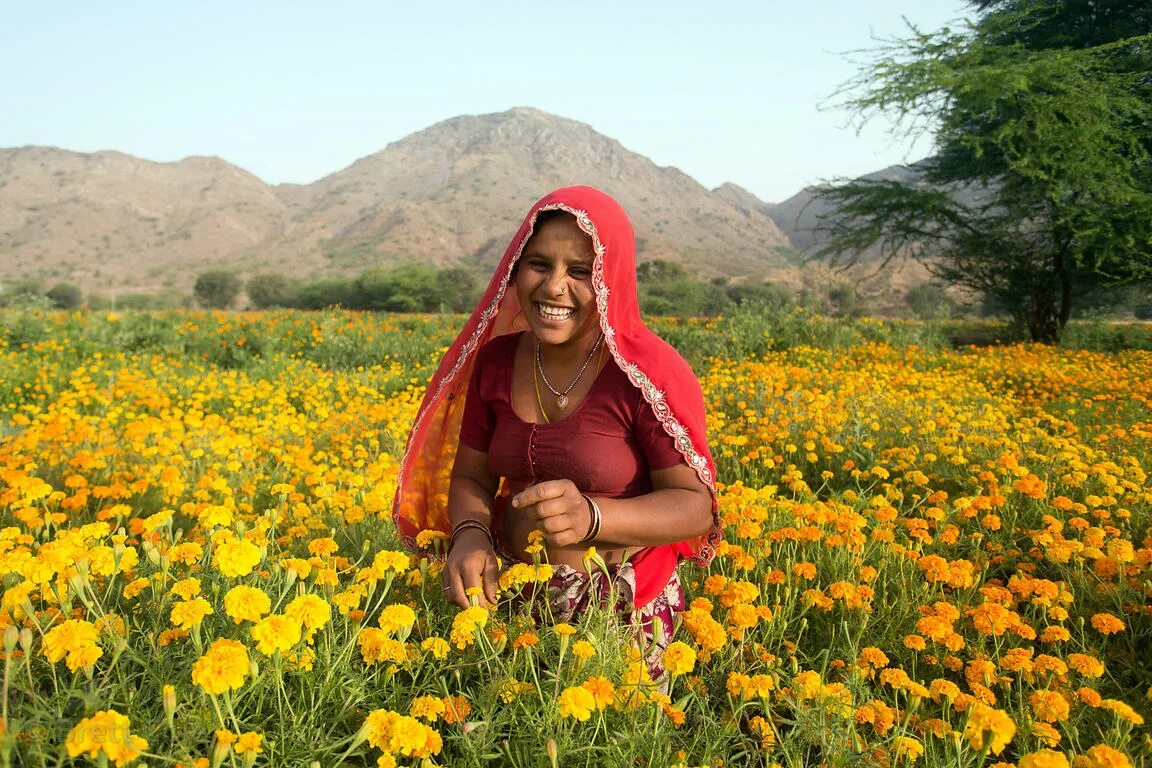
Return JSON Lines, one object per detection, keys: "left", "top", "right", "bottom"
{"left": 392, "top": 186, "right": 720, "bottom": 640}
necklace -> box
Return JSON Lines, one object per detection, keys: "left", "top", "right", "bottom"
{"left": 535, "top": 333, "right": 604, "bottom": 411}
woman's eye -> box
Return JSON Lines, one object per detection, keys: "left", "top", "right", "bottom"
{"left": 570, "top": 267, "right": 591, "bottom": 279}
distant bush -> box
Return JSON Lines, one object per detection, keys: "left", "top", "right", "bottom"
{"left": 246, "top": 273, "right": 298, "bottom": 309}
{"left": 45, "top": 282, "right": 83, "bottom": 309}
{"left": 194, "top": 270, "right": 242, "bottom": 309}
{"left": 0, "top": 278, "right": 44, "bottom": 307}
{"left": 905, "top": 283, "right": 955, "bottom": 320}
{"left": 281, "top": 265, "right": 482, "bottom": 313}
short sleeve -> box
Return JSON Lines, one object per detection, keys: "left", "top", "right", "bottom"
{"left": 458, "top": 349, "right": 495, "bottom": 453}
{"left": 633, "top": 391, "right": 687, "bottom": 472}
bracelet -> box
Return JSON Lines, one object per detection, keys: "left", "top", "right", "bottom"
{"left": 578, "top": 494, "right": 602, "bottom": 545}
{"left": 449, "top": 519, "right": 493, "bottom": 551}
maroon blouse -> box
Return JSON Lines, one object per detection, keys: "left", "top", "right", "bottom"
{"left": 459, "top": 332, "right": 684, "bottom": 497}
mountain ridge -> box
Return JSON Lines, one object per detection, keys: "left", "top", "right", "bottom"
{"left": 0, "top": 108, "right": 927, "bottom": 301}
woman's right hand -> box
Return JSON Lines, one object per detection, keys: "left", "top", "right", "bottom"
{"left": 442, "top": 528, "right": 499, "bottom": 608}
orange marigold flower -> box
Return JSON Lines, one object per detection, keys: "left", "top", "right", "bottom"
{"left": 1089, "top": 613, "right": 1125, "bottom": 635}
{"left": 1067, "top": 653, "right": 1105, "bottom": 678}
{"left": 1075, "top": 744, "right": 1133, "bottom": 768}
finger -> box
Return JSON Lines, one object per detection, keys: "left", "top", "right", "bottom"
{"left": 443, "top": 567, "right": 464, "bottom": 607}
{"left": 511, "top": 480, "right": 571, "bottom": 509}
{"left": 482, "top": 555, "right": 499, "bottom": 606}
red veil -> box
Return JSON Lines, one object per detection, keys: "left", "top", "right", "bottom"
{"left": 392, "top": 186, "right": 721, "bottom": 569}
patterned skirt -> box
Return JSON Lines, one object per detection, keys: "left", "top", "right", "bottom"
{"left": 495, "top": 535, "right": 686, "bottom": 680}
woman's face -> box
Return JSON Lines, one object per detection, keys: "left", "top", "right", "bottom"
{"left": 515, "top": 214, "right": 600, "bottom": 350}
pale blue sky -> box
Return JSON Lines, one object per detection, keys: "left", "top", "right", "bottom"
{"left": 2, "top": 0, "right": 971, "bottom": 203}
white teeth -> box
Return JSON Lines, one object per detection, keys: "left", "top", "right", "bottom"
{"left": 536, "top": 303, "right": 574, "bottom": 320}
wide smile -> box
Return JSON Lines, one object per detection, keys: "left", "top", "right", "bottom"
{"left": 534, "top": 302, "right": 576, "bottom": 322}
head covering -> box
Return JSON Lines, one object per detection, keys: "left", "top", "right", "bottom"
{"left": 392, "top": 185, "right": 720, "bottom": 566}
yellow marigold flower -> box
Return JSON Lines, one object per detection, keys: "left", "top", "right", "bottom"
{"left": 372, "top": 550, "right": 410, "bottom": 574}
{"left": 223, "top": 585, "right": 272, "bottom": 624}
{"left": 234, "top": 731, "right": 263, "bottom": 755}
{"left": 558, "top": 685, "right": 597, "bottom": 721}
{"left": 498, "top": 679, "right": 534, "bottom": 702}
{"left": 66, "top": 709, "right": 148, "bottom": 767}
{"left": 170, "top": 598, "right": 214, "bottom": 630}
{"left": 415, "top": 529, "right": 448, "bottom": 550}
{"left": 1089, "top": 613, "right": 1125, "bottom": 635}
{"left": 1099, "top": 699, "right": 1143, "bottom": 725}
{"left": 377, "top": 604, "right": 417, "bottom": 637}
{"left": 964, "top": 702, "right": 1016, "bottom": 755}
{"left": 214, "top": 539, "right": 262, "bottom": 578}
{"left": 250, "top": 614, "right": 302, "bottom": 656}
{"left": 168, "top": 542, "right": 203, "bottom": 566}
{"left": 360, "top": 710, "right": 442, "bottom": 758}
{"left": 1018, "top": 749, "right": 1069, "bottom": 768}
{"left": 308, "top": 537, "right": 339, "bottom": 557}
{"left": 42, "top": 619, "right": 104, "bottom": 672}
{"left": 359, "top": 628, "right": 409, "bottom": 665}
{"left": 1032, "top": 722, "right": 1061, "bottom": 747}
{"left": 554, "top": 623, "right": 576, "bottom": 637}
{"left": 892, "top": 736, "right": 924, "bottom": 763}
{"left": 1075, "top": 744, "right": 1133, "bottom": 768}
{"left": 929, "top": 678, "right": 961, "bottom": 702}
{"left": 285, "top": 593, "right": 332, "bottom": 632}
{"left": 680, "top": 607, "right": 727, "bottom": 657}
{"left": 449, "top": 606, "right": 489, "bottom": 649}
{"left": 191, "top": 638, "right": 249, "bottom": 695}
{"left": 792, "top": 670, "right": 822, "bottom": 701}
{"left": 572, "top": 640, "right": 596, "bottom": 661}
{"left": 662, "top": 641, "right": 697, "bottom": 677}
{"left": 170, "top": 577, "right": 202, "bottom": 600}
{"left": 420, "top": 637, "right": 450, "bottom": 660}
{"left": 409, "top": 696, "right": 447, "bottom": 722}
{"left": 280, "top": 557, "right": 312, "bottom": 579}
{"left": 1030, "top": 690, "right": 1071, "bottom": 723}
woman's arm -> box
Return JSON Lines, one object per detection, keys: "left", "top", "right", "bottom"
{"left": 510, "top": 463, "right": 713, "bottom": 549}
{"left": 443, "top": 444, "right": 501, "bottom": 607}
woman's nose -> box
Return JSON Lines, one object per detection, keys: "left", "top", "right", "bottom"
{"left": 544, "top": 271, "right": 568, "bottom": 297}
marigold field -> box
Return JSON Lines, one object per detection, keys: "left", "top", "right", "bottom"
{"left": 0, "top": 308, "right": 1149, "bottom": 768}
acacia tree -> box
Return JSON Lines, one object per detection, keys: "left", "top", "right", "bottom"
{"left": 815, "top": 1, "right": 1152, "bottom": 342}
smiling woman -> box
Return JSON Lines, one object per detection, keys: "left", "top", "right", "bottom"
{"left": 392, "top": 186, "right": 721, "bottom": 676}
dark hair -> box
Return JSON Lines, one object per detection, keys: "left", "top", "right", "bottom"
{"left": 508, "top": 209, "right": 577, "bottom": 284}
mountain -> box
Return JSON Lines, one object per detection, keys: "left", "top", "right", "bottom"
{"left": 0, "top": 147, "right": 290, "bottom": 293}
{"left": 0, "top": 108, "right": 932, "bottom": 303}
{"left": 766, "top": 165, "right": 922, "bottom": 254}
{"left": 264, "top": 107, "right": 793, "bottom": 277}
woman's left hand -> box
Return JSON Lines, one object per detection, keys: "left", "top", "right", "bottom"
{"left": 510, "top": 480, "right": 590, "bottom": 547}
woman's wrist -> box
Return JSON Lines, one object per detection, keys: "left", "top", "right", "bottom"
{"left": 578, "top": 494, "right": 602, "bottom": 544}
{"left": 450, "top": 519, "right": 494, "bottom": 551}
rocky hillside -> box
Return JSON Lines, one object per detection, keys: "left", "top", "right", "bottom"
{"left": 1, "top": 109, "right": 807, "bottom": 296}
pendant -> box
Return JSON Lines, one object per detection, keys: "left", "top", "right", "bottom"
{"left": 556, "top": 394, "right": 569, "bottom": 410}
